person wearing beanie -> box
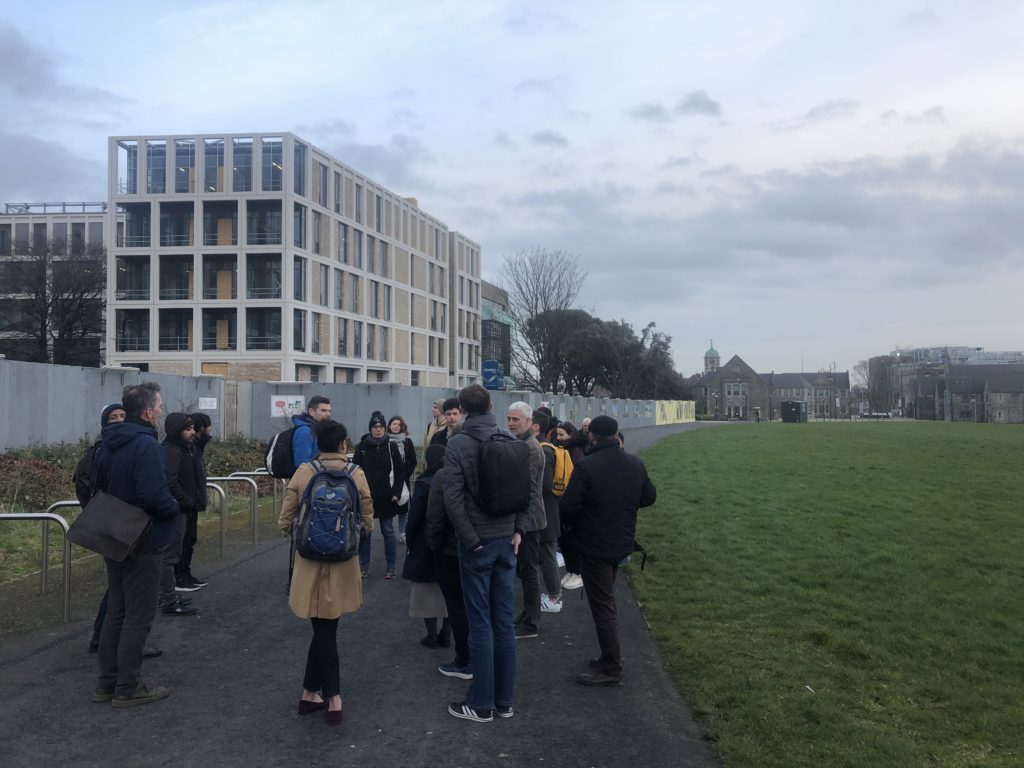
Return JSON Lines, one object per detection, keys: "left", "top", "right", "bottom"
{"left": 423, "top": 399, "right": 447, "bottom": 456}
{"left": 175, "top": 412, "right": 211, "bottom": 592}
{"left": 352, "top": 411, "right": 406, "bottom": 578}
{"left": 560, "top": 414, "right": 657, "bottom": 686}
{"left": 158, "top": 413, "right": 202, "bottom": 616}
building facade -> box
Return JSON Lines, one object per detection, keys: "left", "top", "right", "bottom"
{"left": 480, "top": 280, "right": 513, "bottom": 386}
{"left": 0, "top": 202, "right": 108, "bottom": 366}
{"left": 105, "top": 133, "right": 481, "bottom": 384}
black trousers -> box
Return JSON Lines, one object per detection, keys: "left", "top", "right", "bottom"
{"left": 579, "top": 554, "right": 622, "bottom": 676}
{"left": 434, "top": 552, "right": 470, "bottom": 666}
{"left": 175, "top": 511, "right": 199, "bottom": 576}
{"left": 303, "top": 617, "right": 341, "bottom": 697}
{"left": 516, "top": 530, "right": 542, "bottom": 627}
{"left": 98, "top": 551, "right": 161, "bottom": 695}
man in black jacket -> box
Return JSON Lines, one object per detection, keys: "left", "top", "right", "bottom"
{"left": 560, "top": 415, "right": 656, "bottom": 686}
{"left": 175, "top": 412, "right": 211, "bottom": 591}
{"left": 158, "top": 413, "right": 201, "bottom": 616}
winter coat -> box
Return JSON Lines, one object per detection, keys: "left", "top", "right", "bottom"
{"left": 401, "top": 470, "right": 440, "bottom": 583}
{"left": 279, "top": 453, "right": 375, "bottom": 620}
{"left": 352, "top": 437, "right": 405, "bottom": 519}
{"left": 539, "top": 443, "right": 561, "bottom": 544}
{"left": 426, "top": 467, "right": 458, "bottom": 557}
{"left": 521, "top": 433, "right": 546, "bottom": 533}
{"left": 162, "top": 413, "right": 203, "bottom": 515}
{"left": 423, "top": 417, "right": 447, "bottom": 456}
{"left": 559, "top": 440, "right": 657, "bottom": 562}
{"left": 73, "top": 439, "right": 102, "bottom": 508}
{"left": 562, "top": 433, "right": 588, "bottom": 464}
{"left": 91, "top": 420, "right": 180, "bottom": 553}
{"left": 290, "top": 413, "right": 319, "bottom": 469}
{"left": 389, "top": 435, "right": 417, "bottom": 487}
{"left": 442, "top": 412, "right": 531, "bottom": 550}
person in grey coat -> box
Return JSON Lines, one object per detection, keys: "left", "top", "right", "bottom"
{"left": 507, "top": 401, "right": 546, "bottom": 639}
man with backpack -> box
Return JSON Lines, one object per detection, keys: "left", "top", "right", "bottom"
{"left": 560, "top": 415, "right": 657, "bottom": 687}
{"left": 267, "top": 396, "right": 332, "bottom": 479}
{"left": 442, "top": 384, "right": 531, "bottom": 723}
{"left": 507, "top": 401, "right": 546, "bottom": 640}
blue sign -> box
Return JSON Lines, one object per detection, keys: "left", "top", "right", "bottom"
{"left": 482, "top": 359, "right": 503, "bottom": 390}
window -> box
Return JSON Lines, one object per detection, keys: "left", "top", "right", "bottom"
{"left": 366, "top": 236, "right": 375, "bottom": 274}
{"left": 312, "top": 211, "right": 322, "bottom": 254}
{"left": 429, "top": 263, "right": 435, "bottom": 294}
{"left": 203, "top": 201, "right": 237, "bottom": 245}
{"left": 116, "top": 256, "right": 150, "bottom": 300}
{"left": 380, "top": 327, "right": 388, "bottom": 361}
{"left": 294, "top": 141, "right": 307, "bottom": 196}
{"left": 159, "top": 202, "right": 194, "bottom": 246}
{"left": 317, "top": 163, "right": 329, "bottom": 208}
{"left": 232, "top": 138, "right": 253, "bottom": 192}
{"left": 333, "top": 171, "right": 342, "bottom": 214}
{"left": 118, "top": 140, "right": 138, "bottom": 194}
{"left": 353, "top": 321, "right": 363, "bottom": 358}
{"left": 428, "top": 336, "right": 434, "bottom": 366}
{"left": 350, "top": 274, "right": 359, "bottom": 312}
{"left": 88, "top": 222, "right": 103, "bottom": 247}
{"left": 293, "top": 256, "right": 307, "bottom": 301}
{"left": 334, "top": 269, "right": 344, "bottom": 310}
{"left": 370, "top": 280, "right": 379, "bottom": 318}
{"left": 261, "top": 137, "right": 283, "bottom": 192}
{"left": 246, "top": 253, "right": 281, "bottom": 299}
{"left": 440, "top": 304, "right": 446, "bottom": 333}
{"left": 202, "top": 308, "right": 236, "bottom": 350}
{"left": 411, "top": 370, "right": 420, "bottom": 387}
{"left": 159, "top": 255, "right": 193, "bottom": 299}
{"left": 293, "top": 308, "right": 306, "bottom": 350}
{"left": 353, "top": 230, "right": 363, "bottom": 269}
{"left": 380, "top": 241, "right": 389, "bottom": 278}
{"left": 146, "top": 140, "right": 166, "bottom": 194}
{"left": 430, "top": 300, "right": 437, "bottom": 331}
{"left": 203, "top": 254, "right": 237, "bottom": 299}
{"left": 246, "top": 200, "right": 282, "bottom": 245}
{"left": 115, "top": 309, "right": 149, "bottom": 351}
{"left": 319, "top": 264, "right": 329, "bottom": 306}
{"left": 337, "top": 222, "right": 347, "bottom": 264}
{"left": 175, "top": 139, "right": 195, "bottom": 193}
{"left": 337, "top": 317, "right": 347, "bottom": 356}
{"left": 246, "top": 307, "right": 281, "bottom": 349}
{"left": 383, "top": 285, "right": 392, "bottom": 321}
{"left": 434, "top": 228, "right": 441, "bottom": 259}
{"left": 204, "top": 138, "right": 225, "bottom": 192}
{"left": 293, "top": 203, "right": 306, "bottom": 248}
{"left": 158, "top": 308, "right": 193, "bottom": 351}
{"left": 459, "top": 276, "right": 465, "bottom": 303}
{"left": 311, "top": 312, "right": 322, "bottom": 354}
{"left": 375, "top": 194, "right": 383, "bottom": 233}
{"left": 354, "top": 183, "right": 363, "bottom": 223}
{"left": 366, "top": 323, "right": 375, "bottom": 359}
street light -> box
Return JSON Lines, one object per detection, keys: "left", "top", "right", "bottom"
{"left": 713, "top": 392, "right": 719, "bottom": 421}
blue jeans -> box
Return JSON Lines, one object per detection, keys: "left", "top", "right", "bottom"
{"left": 359, "top": 516, "right": 397, "bottom": 572}
{"left": 458, "top": 536, "right": 517, "bottom": 711}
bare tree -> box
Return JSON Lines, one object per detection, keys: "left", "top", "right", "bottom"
{"left": 0, "top": 237, "right": 105, "bottom": 365}
{"left": 499, "top": 247, "right": 587, "bottom": 392}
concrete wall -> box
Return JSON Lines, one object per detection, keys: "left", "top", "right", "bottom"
{"left": 0, "top": 358, "right": 223, "bottom": 451}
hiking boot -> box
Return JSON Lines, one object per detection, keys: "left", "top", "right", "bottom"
{"left": 111, "top": 681, "right": 170, "bottom": 707}
{"left": 438, "top": 662, "right": 473, "bottom": 680}
{"left": 448, "top": 701, "right": 493, "bottom": 722}
{"left": 576, "top": 671, "right": 622, "bottom": 687}
{"left": 161, "top": 600, "right": 196, "bottom": 616}
{"left": 561, "top": 573, "right": 584, "bottom": 590}
{"left": 92, "top": 687, "right": 114, "bottom": 703}
{"left": 540, "top": 594, "right": 562, "bottom": 613}
{"left": 494, "top": 705, "right": 514, "bottom": 718}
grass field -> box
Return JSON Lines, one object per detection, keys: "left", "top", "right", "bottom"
{"left": 633, "top": 422, "right": 1024, "bottom": 768}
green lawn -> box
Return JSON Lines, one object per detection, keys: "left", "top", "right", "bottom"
{"left": 633, "top": 422, "right": 1024, "bottom": 768}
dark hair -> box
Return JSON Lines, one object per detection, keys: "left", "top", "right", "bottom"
{"left": 307, "top": 395, "right": 331, "bottom": 411}
{"left": 537, "top": 406, "right": 553, "bottom": 417}
{"left": 388, "top": 415, "right": 408, "bottom": 433}
{"left": 122, "top": 382, "right": 160, "bottom": 419}
{"left": 617, "top": 431, "right": 625, "bottom": 445}
{"left": 442, "top": 397, "right": 461, "bottom": 413}
{"left": 532, "top": 410, "right": 550, "bottom": 433}
{"left": 424, "top": 444, "right": 445, "bottom": 473}
{"left": 315, "top": 419, "right": 348, "bottom": 453}
{"left": 192, "top": 412, "right": 212, "bottom": 429}
{"left": 558, "top": 421, "right": 578, "bottom": 437}
{"left": 458, "top": 384, "right": 490, "bottom": 416}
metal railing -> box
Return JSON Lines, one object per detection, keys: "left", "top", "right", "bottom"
{"left": 206, "top": 476, "right": 260, "bottom": 545}
{"left": 42, "top": 501, "right": 81, "bottom": 593}
{"left": 0, "top": 512, "right": 72, "bottom": 623}
{"left": 228, "top": 469, "right": 283, "bottom": 520}
{"left": 205, "top": 483, "right": 227, "bottom": 558}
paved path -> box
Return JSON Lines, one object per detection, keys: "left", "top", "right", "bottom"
{"left": 0, "top": 424, "right": 719, "bottom": 768}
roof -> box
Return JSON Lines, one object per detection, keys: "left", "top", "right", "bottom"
{"left": 705, "top": 346, "right": 719, "bottom": 357}
{"left": 759, "top": 372, "right": 851, "bottom": 390}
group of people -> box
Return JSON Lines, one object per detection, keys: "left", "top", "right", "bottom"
{"left": 278, "top": 386, "right": 656, "bottom": 725}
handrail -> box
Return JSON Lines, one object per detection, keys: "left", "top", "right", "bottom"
{"left": 229, "top": 469, "right": 280, "bottom": 518}
{"left": 207, "top": 476, "right": 260, "bottom": 545}
{"left": 0, "top": 513, "right": 72, "bottom": 624}
{"left": 43, "top": 501, "right": 81, "bottom": 593}
{"left": 205, "top": 483, "right": 227, "bottom": 558}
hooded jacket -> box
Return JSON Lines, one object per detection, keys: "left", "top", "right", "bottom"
{"left": 291, "top": 413, "right": 318, "bottom": 468}
{"left": 162, "top": 413, "right": 203, "bottom": 514}
{"left": 401, "top": 468, "right": 441, "bottom": 583}
{"left": 92, "top": 420, "right": 180, "bottom": 553}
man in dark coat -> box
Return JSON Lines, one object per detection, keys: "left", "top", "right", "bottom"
{"left": 92, "top": 382, "right": 179, "bottom": 707}
{"left": 158, "top": 413, "right": 202, "bottom": 615}
{"left": 429, "top": 397, "right": 462, "bottom": 448}
{"left": 176, "top": 412, "right": 211, "bottom": 590}
{"left": 560, "top": 415, "right": 657, "bottom": 686}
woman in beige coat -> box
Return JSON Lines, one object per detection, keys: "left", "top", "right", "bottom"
{"left": 278, "top": 419, "right": 374, "bottom": 725}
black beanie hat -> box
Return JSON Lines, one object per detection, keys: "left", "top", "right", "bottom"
{"left": 100, "top": 403, "right": 124, "bottom": 426}
{"left": 369, "top": 411, "right": 386, "bottom": 430}
{"left": 589, "top": 415, "right": 619, "bottom": 437}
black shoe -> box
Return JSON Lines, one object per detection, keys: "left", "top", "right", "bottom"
{"left": 174, "top": 576, "right": 201, "bottom": 592}
{"left": 576, "top": 671, "right": 622, "bottom": 686}
{"left": 143, "top": 647, "right": 163, "bottom": 659}
{"left": 186, "top": 571, "right": 207, "bottom": 588}
{"left": 495, "top": 704, "right": 514, "bottom": 718}
{"left": 514, "top": 623, "right": 539, "bottom": 640}
{"left": 161, "top": 600, "right": 196, "bottom": 616}
{"left": 420, "top": 634, "right": 439, "bottom": 649}
{"left": 437, "top": 629, "right": 452, "bottom": 648}
{"left": 88, "top": 639, "right": 99, "bottom": 654}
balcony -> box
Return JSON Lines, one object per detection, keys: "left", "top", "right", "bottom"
{"left": 159, "top": 202, "right": 195, "bottom": 247}
{"left": 246, "top": 199, "right": 282, "bottom": 246}
{"left": 159, "top": 255, "right": 194, "bottom": 300}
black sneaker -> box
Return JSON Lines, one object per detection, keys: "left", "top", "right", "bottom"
{"left": 514, "top": 623, "right": 539, "bottom": 640}
{"left": 111, "top": 681, "right": 170, "bottom": 708}
{"left": 495, "top": 705, "right": 514, "bottom": 718}
{"left": 174, "top": 576, "right": 201, "bottom": 592}
{"left": 186, "top": 572, "right": 207, "bottom": 587}
{"left": 448, "top": 701, "right": 493, "bottom": 723}
{"left": 161, "top": 600, "right": 197, "bottom": 616}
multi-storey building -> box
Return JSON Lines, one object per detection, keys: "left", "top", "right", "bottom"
{"left": 105, "top": 133, "right": 481, "bottom": 385}
{"left": 480, "top": 280, "right": 513, "bottom": 386}
{"left": 0, "top": 202, "right": 108, "bottom": 366}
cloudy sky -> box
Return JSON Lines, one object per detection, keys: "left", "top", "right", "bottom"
{"left": 2, "top": 1, "right": 1023, "bottom": 375}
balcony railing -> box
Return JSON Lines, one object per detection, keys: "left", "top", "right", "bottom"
{"left": 247, "top": 231, "right": 282, "bottom": 245}
{"left": 116, "top": 289, "right": 150, "bottom": 300}
{"left": 116, "top": 336, "right": 148, "bottom": 352}
{"left": 247, "top": 286, "right": 281, "bottom": 299}
{"left": 246, "top": 335, "right": 281, "bottom": 350}
{"left": 204, "top": 232, "right": 237, "bottom": 246}
{"left": 160, "top": 234, "right": 192, "bottom": 247}
{"left": 158, "top": 335, "right": 192, "bottom": 351}
{"left": 123, "top": 235, "right": 150, "bottom": 247}
{"left": 202, "top": 335, "right": 237, "bottom": 351}
{"left": 159, "top": 287, "right": 192, "bottom": 300}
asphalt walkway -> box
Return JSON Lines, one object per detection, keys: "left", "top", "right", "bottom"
{"left": 0, "top": 423, "right": 719, "bottom": 768}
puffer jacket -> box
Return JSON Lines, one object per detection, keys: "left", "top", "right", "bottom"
{"left": 162, "top": 413, "right": 203, "bottom": 514}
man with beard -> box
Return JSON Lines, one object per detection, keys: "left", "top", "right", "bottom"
{"left": 175, "top": 412, "right": 211, "bottom": 591}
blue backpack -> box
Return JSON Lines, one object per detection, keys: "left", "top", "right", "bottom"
{"left": 292, "top": 461, "right": 362, "bottom": 562}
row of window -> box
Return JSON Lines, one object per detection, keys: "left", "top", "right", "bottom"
{"left": 0, "top": 222, "right": 104, "bottom": 255}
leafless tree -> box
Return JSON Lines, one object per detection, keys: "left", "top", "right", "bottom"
{"left": 0, "top": 237, "right": 105, "bottom": 365}
{"left": 498, "top": 247, "right": 587, "bottom": 392}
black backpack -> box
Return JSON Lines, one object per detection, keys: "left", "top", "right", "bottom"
{"left": 266, "top": 426, "right": 298, "bottom": 479}
{"left": 292, "top": 461, "right": 362, "bottom": 562}
{"left": 468, "top": 432, "right": 531, "bottom": 518}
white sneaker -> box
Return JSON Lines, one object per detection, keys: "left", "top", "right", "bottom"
{"left": 540, "top": 594, "right": 562, "bottom": 613}
{"left": 556, "top": 551, "right": 565, "bottom": 568}
{"left": 562, "top": 574, "right": 584, "bottom": 590}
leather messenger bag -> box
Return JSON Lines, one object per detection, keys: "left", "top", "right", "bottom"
{"left": 68, "top": 491, "right": 153, "bottom": 561}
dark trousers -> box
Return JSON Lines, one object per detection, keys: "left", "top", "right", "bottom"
{"left": 98, "top": 551, "right": 161, "bottom": 695}
{"left": 434, "top": 552, "right": 470, "bottom": 666}
{"left": 175, "top": 511, "right": 199, "bottom": 576}
{"left": 303, "top": 617, "right": 341, "bottom": 698}
{"left": 158, "top": 515, "right": 186, "bottom": 607}
{"left": 91, "top": 590, "right": 109, "bottom": 645}
{"left": 579, "top": 554, "right": 622, "bottom": 677}
{"left": 516, "top": 530, "right": 542, "bottom": 628}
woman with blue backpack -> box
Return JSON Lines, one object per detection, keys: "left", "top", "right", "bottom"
{"left": 279, "top": 419, "right": 374, "bottom": 726}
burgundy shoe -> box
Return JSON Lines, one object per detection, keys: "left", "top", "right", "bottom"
{"left": 325, "top": 706, "right": 343, "bottom": 726}
{"left": 298, "top": 698, "right": 328, "bottom": 715}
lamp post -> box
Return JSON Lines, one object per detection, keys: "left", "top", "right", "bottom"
{"left": 713, "top": 392, "right": 719, "bottom": 421}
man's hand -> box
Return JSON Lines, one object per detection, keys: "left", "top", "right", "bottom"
{"left": 511, "top": 531, "right": 522, "bottom": 555}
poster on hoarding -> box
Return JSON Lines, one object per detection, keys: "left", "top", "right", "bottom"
{"left": 271, "top": 395, "right": 305, "bottom": 417}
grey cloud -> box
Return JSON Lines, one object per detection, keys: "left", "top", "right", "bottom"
{"left": 326, "top": 133, "right": 435, "bottom": 193}
{"left": 531, "top": 130, "right": 569, "bottom": 148}
{"left": 494, "top": 131, "right": 517, "bottom": 150}
{"left": 675, "top": 90, "right": 722, "bottom": 117}
{"left": 504, "top": 11, "right": 575, "bottom": 34}
{"left": 879, "top": 105, "right": 946, "bottom": 126}
{"left": 515, "top": 79, "right": 555, "bottom": 96}
{"left": 662, "top": 154, "right": 705, "bottom": 169}
{"left": 294, "top": 119, "right": 357, "bottom": 142}
{"left": 653, "top": 182, "right": 696, "bottom": 197}
{"left": 627, "top": 103, "right": 674, "bottom": 123}
{"left": 899, "top": 9, "right": 942, "bottom": 30}
{"left": 805, "top": 99, "right": 859, "bottom": 122}
{"left": 0, "top": 131, "right": 105, "bottom": 201}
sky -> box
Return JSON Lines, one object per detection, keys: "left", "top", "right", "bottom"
{"left": 2, "top": 0, "right": 1023, "bottom": 376}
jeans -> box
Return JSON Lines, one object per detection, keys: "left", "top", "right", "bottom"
{"left": 98, "top": 551, "right": 161, "bottom": 695}
{"left": 158, "top": 515, "right": 186, "bottom": 607}
{"left": 459, "top": 536, "right": 517, "bottom": 711}
{"left": 434, "top": 552, "right": 470, "bottom": 666}
{"left": 359, "top": 516, "right": 396, "bottom": 572}
{"left": 515, "top": 531, "right": 542, "bottom": 628}
{"left": 303, "top": 617, "right": 341, "bottom": 698}
{"left": 175, "top": 511, "right": 199, "bottom": 577}
{"left": 91, "top": 590, "right": 109, "bottom": 645}
{"left": 538, "top": 537, "right": 561, "bottom": 598}
{"left": 398, "top": 505, "right": 408, "bottom": 538}
{"left": 579, "top": 554, "right": 622, "bottom": 676}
